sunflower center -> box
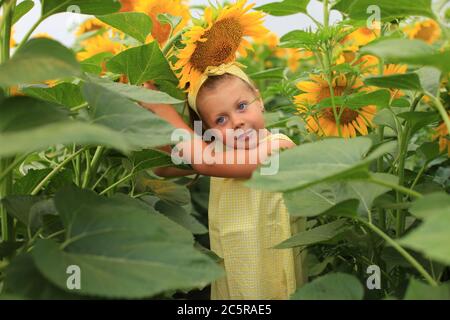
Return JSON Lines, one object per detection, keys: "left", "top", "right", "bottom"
{"left": 322, "top": 107, "right": 359, "bottom": 124}
{"left": 415, "top": 24, "right": 435, "bottom": 42}
{"left": 190, "top": 18, "right": 243, "bottom": 72}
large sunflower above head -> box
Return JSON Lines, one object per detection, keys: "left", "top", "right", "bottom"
{"left": 294, "top": 74, "right": 376, "bottom": 138}
{"left": 175, "top": 0, "right": 268, "bottom": 93}
{"left": 404, "top": 19, "right": 441, "bottom": 44}
{"left": 134, "top": 0, "right": 190, "bottom": 46}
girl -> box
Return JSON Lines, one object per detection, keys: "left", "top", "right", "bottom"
{"left": 141, "top": 62, "right": 306, "bottom": 300}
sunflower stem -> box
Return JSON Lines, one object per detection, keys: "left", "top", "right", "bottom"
{"left": 31, "top": 148, "right": 85, "bottom": 196}
{"left": 162, "top": 28, "right": 186, "bottom": 56}
{"left": 0, "top": 0, "right": 16, "bottom": 245}
{"left": 358, "top": 219, "right": 438, "bottom": 287}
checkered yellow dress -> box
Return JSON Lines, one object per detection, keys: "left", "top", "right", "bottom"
{"left": 208, "top": 133, "right": 306, "bottom": 300}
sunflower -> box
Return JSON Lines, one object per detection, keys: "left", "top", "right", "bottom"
{"left": 340, "top": 26, "right": 380, "bottom": 52}
{"left": 119, "top": 0, "right": 135, "bottom": 12}
{"left": 295, "top": 74, "right": 376, "bottom": 138}
{"left": 433, "top": 113, "right": 450, "bottom": 157}
{"left": 134, "top": 0, "right": 190, "bottom": 46}
{"left": 77, "top": 33, "right": 124, "bottom": 61}
{"left": 76, "top": 18, "right": 108, "bottom": 36}
{"left": 254, "top": 31, "right": 279, "bottom": 49}
{"left": 382, "top": 64, "right": 408, "bottom": 98}
{"left": 275, "top": 48, "right": 314, "bottom": 72}
{"left": 175, "top": 0, "right": 268, "bottom": 92}
{"left": 404, "top": 19, "right": 441, "bottom": 44}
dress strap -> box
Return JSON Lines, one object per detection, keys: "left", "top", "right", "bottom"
{"left": 261, "top": 133, "right": 294, "bottom": 143}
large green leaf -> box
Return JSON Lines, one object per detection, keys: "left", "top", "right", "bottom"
{"left": 29, "top": 186, "right": 223, "bottom": 298}
{"left": 255, "top": 0, "right": 309, "bottom": 16}
{"left": 97, "top": 12, "right": 153, "bottom": 44}
{"left": 40, "top": 0, "right": 120, "bottom": 17}
{"left": 275, "top": 220, "right": 348, "bottom": 248}
{"left": 404, "top": 278, "right": 450, "bottom": 300}
{"left": 409, "top": 192, "right": 450, "bottom": 219}
{"left": 245, "top": 137, "right": 396, "bottom": 192}
{"left": 155, "top": 200, "right": 208, "bottom": 235}
{"left": 106, "top": 42, "right": 178, "bottom": 85}
{"left": 290, "top": 273, "right": 364, "bottom": 300}
{"left": 5, "top": 254, "right": 79, "bottom": 300}
{"left": 364, "top": 73, "right": 423, "bottom": 91}
{"left": 0, "top": 96, "right": 130, "bottom": 157}
{"left": 0, "top": 39, "right": 81, "bottom": 86}
{"left": 399, "top": 193, "right": 450, "bottom": 265}
{"left": 333, "top": 0, "right": 435, "bottom": 21}
{"left": 86, "top": 75, "right": 183, "bottom": 104}
{"left": 360, "top": 39, "right": 450, "bottom": 72}
{"left": 22, "top": 83, "right": 85, "bottom": 108}
{"left": 283, "top": 173, "right": 398, "bottom": 217}
{"left": 82, "top": 81, "right": 174, "bottom": 149}
{"left": 12, "top": 0, "right": 34, "bottom": 25}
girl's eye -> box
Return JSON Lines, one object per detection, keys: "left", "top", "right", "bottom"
{"left": 238, "top": 102, "right": 248, "bottom": 111}
{"left": 216, "top": 116, "right": 226, "bottom": 125}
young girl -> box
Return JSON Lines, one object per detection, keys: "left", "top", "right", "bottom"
{"left": 141, "top": 62, "right": 306, "bottom": 300}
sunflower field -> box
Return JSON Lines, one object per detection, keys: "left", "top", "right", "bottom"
{"left": 0, "top": 0, "right": 449, "bottom": 300}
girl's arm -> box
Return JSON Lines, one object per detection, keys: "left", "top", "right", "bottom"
{"left": 140, "top": 83, "right": 296, "bottom": 179}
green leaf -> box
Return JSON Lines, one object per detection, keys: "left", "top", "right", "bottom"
{"left": 12, "top": 0, "right": 34, "bottom": 25}
{"left": 280, "top": 30, "right": 318, "bottom": 48}
{"left": 290, "top": 273, "right": 364, "bottom": 300}
{"left": 317, "top": 90, "right": 391, "bottom": 110}
{"left": 248, "top": 68, "right": 284, "bottom": 80}
{"left": 155, "top": 201, "right": 208, "bottom": 235}
{"left": 0, "top": 39, "right": 81, "bottom": 86}
{"left": 404, "top": 278, "right": 450, "bottom": 300}
{"left": 97, "top": 12, "right": 153, "bottom": 44}
{"left": 409, "top": 192, "right": 450, "bottom": 220}
{"left": 360, "top": 39, "right": 450, "bottom": 73}
{"left": 29, "top": 186, "right": 223, "bottom": 298}
{"left": 364, "top": 73, "right": 423, "bottom": 91}
{"left": 399, "top": 193, "right": 450, "bottom": 265}
{"left": 86, "top": 75, "right": 183, "bottom": 104}
{"left": 5, "top": 254, "right": 80, "bottom": 299}
{"left": 0, "top": 241, "right": 23, "bottom": 259}
{"left": 246, "top": 137, "right": 395, "bottom": 193}
{"left": 417, "top": 142, "right": 441, "bottom": 163}
{"left": 157, "top": 13, "right": 182, "bottom": 31}
{"left": 106, "top": 42, "right": 178, "bottom": 85}
{"left": 0, "top": 96, "right": 130, "bottom": 157}
{"left": 416, "top": 67, "right": 441, "bottom": 97}
{"left": 80, "top": 52, "right": 113, "bottom": 74}
{"left": 82, "top": 81, "right": 174, "bottom": 149}
{"left": 41, "top": 0, "right": 120, "bottom": 17}
{"left": 130, "top": 149, "right": 175, "bottom": 172}
{"left": 397, "top": 111, "right": 440, "bottom": 135}
{"left": 255, "top": 0, "right": 310, "bottom": 16}
{"left": 22, "top": 83, "right": 85, "bottom": 108}
{"left": 333, "top": 0, "right": 435, "bottom": 21}
{"left": 275, "top": 219, "right": 347, "bottom": 248}
{"left": 283, "top": 173, "right": 397, "bottom": 217}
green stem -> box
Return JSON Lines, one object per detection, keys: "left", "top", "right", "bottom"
{"left": 99, "top": 172, "right": 134, "bottom": 196}
{"left": 14, "top": 16, "right": 43, "bottom": 52}
{"left": 0, "top": 153, "right": 26, "bottom": 185}
{"left": 369, "top": 176, "right": 423, "bottom": 199}
{"left": 359, "top": 219, "right": 438, "bottom": 287}
{"left": 0, "top": 0, "right": 16, "bottom": 244}
{"left": 31, "top": 148, "right": 85, "bottom": 196}
{"left": 70, "top": 102, "right": 89, "bottom": 112}
{"left": 162, "top": 28, "right": 185, "bottom": 56}
{"left": 323, "top": 0, "right": 329, "bottom": 28}
{"left": 91, "top": 164, "right": 112, "bottom": 190}
{"left": 377, "top": 126, "right": 386, "bottom": 231}
{"left": 426, "top": 92, "right": 450, "bottom": 134}
{"left": 410, "top": 162, "right": 427, "bottom": 191}
{"left": 82, "top": 146, "right": 105, "bottom": 189}
{"left": 81, "top": 149, "right": 91, "bottom": 189}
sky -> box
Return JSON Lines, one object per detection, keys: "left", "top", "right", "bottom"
{"left": 10, "top": 0, "right": 342, "bottom": 46}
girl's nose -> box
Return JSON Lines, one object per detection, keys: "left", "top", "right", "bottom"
{"left": 232, "top": 115, "right": 245, "bottom": 130}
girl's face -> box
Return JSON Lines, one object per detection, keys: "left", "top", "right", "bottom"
{"left": 196, "top": 76, "right": 267, "bottom": 150}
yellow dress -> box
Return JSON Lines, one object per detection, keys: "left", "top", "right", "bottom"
{"left": 208, "top": 133, "right": 306, "bottom": 300}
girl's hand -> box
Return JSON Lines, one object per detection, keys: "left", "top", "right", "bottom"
{"left": 140, "top": 81, "right": 175, "bottom": 114}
